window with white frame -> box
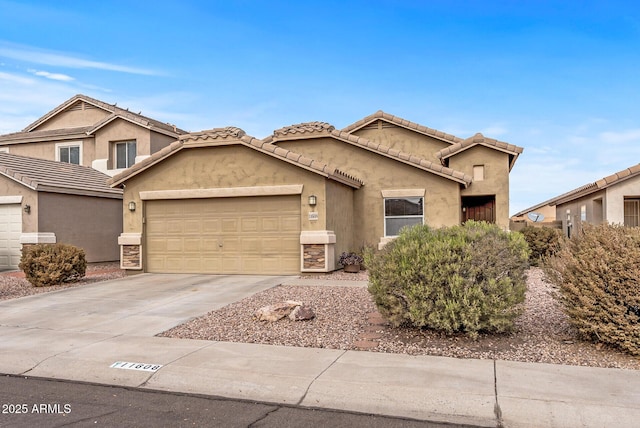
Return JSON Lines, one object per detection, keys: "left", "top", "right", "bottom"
{"left": 0, "top": 147, "right": 8, "bottom": 153}
{"left": 384, "top": 197, "right": 424, "bottom": 236}
{"left": 115, "top": 140, "right": 136, "bottom": 169}
{"left": 55, "top": 142, "right": 82, "bottom": 165}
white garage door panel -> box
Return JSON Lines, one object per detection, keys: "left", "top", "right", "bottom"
{"left": 0, "top": 204, "right": 22, "bottom": 270}
{"left": 145, "top": 196, "right": 301, "bottom": 274}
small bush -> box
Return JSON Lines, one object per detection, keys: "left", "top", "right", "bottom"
{"left": 365, "top": 221, "right": 529, "bottom": 338}
{"left": 19, "top": 244, "right": 87, "bottom": 287}
{"left": 520, "top": 226, "right": 563, "bottom": 266}
{"left": 544, "top": 224, "right": 640, "bottom": 356}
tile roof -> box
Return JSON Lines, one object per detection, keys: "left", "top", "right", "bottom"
{"left": 20, "top": 94, "right": 187, "bottom": 137}
{"left": 108, "top": 127, "right": 363, "bottom": 189}
{"left": 551, "top": 163, "right": 640, "bottom": 206}
{"left": 0, "top": 153, "right": 122, "bottom": 198}
{"left": 329, "top": 129, "right": 472, "bottom": 186}
{"left": 342, "top": 110, "right": 464, "bottom": 144}
{"left": 436, "top": 133, "right": 524, "bottom": 171}
{"left": 265, "top": 121, "right": 472, "bottom": 187}
{"left": 0, "top": 126, "right": 93, "bottom": 144}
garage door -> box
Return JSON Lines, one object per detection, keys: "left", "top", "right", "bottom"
{"left": 145, "top": 196, "right": 300, "bottom": 274}
{"left": 0, "top": 204, "right": 22, "bottom": 270}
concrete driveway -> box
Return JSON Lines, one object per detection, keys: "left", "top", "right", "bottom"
{"left": 0, "top": 274, "right": 289, "bottom": 336}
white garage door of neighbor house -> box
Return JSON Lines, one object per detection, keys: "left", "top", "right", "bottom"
{"left": 145, "top": 195, "right": 301, "bottom": 274}
{"left": 0, "top": 204, "right": 22, "bottom": 270}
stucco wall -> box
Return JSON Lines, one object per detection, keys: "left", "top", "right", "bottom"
{"left": 4, "top": 138, "right": 96, "bottom": 167}
{"left": 121, "top": 145, "right": 334, "bottom": 236}
{"left": 34, "top": 105, "right": 110, "bottom": 130}
{"left": 604, "top": 177, "right": 640, "bottom": 224}
{"left": 275, "top": 137, "right": 461, "bottom": 248}
{"left": 449, "top": 146, "right": 511, "bottom": 229}
{"left": 0, "top": 178, "right": 37, "bottom": 232}
{"left": 150, "top": 132, "right": 177, "bottom": 155}
{"left": 350, "top": 123, "right": 450, "bottom": 163}
{"left": 94, "top": 119, "right": 151, "bottom": 166}
{"left": 38, "top": 192, "right": 122, "bottom": 262}
{"left": 555, "top": 189, "right": 606, "bottom": 235}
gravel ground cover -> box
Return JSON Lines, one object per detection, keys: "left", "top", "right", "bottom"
{"left": 0, "top": 262, "right": 125, "bottom": 301}
{"left": 162, "top": 267, "right": 640, "bottom": 370}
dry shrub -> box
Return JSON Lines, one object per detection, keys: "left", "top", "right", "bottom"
{"left": 520, "top": 225, "right": 563, "bottom": 266}
{"left": 544, "top": 224, "right": 640, "bottom": 355}
{"left": 19, "top": 244, "right": 87, "bottom": 287}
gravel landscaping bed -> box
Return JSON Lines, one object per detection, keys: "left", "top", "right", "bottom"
{"left": 162, "top": 267, "right": 640, "bottom": 370}
{"left": 0, "top": 262, "right": 125, "bottom": 301}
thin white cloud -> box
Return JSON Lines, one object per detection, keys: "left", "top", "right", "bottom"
{"left": 599, "top": 129, "right": 640, "bottom": 144}
{"left": 0, "top": 42, "right": 158, "bottom": 76}
{"left": 480, "top": 125, "right": 508, "bottom": 137}
{"left": 28, "top": 69, "right": 74, "bottom": 82}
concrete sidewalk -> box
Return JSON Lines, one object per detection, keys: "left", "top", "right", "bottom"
{"left": 0, "top": 275, "right": 639, "bottom": 427}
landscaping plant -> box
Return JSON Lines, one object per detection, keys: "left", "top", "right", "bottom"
{"left": 520, "top": 225, "right": 563, "bottom": 266}
{"left": 365, "top": 221, "right": 529, "bottom": 338}
{"left": 19, "top": 244, "right": 87, "bottom": 287}
{"left": 544, "top": 224, "right": 640, "bottom": 356}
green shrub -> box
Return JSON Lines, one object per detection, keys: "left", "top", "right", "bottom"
{"left": 544, "top": 224, "right": 640, "bottom": 355}
{"left": 365, "top": 221, "right": 529, "bottom": 338}
{"left": 19, "top": 244, "right": 87, "bottom": 287}
{"left": 520, "top": 226, "right": 563, "bottom": 266}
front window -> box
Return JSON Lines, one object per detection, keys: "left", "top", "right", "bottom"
{"left": 59, "top": 146, "right": 80, "bottom": 164}
{"left": 624, "top": 198, "right": 640, "bottom": 227}
{"left": 384, "top": 197, "right": 424, "bottom": 236}
{"left": 115, "top": 141, "right": 136, "bottom": 169}
{"left": 55, "top": 142, "right": 82, "bottom": 165}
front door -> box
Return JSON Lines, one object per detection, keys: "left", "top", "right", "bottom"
{"left": 462, "top": 196, "right": 496, "bottom": 223}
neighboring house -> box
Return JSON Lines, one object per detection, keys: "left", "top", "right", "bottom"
{"left": 0, "top": 153, "right": 123, "bottom": 269}
{"left": 109, "top": 111, "right": 523, "bottom": 275}
{"left": 510, "top": 199, "right": 559, "bottom": 231}
{"left": 0, "top": 94, "right": 187, "bottom": 177}
{"left": 540, "top": 163, "right": 640, "bottom": 237}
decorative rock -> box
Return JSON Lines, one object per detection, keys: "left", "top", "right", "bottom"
{"left": 289, "top": 305, "right": 316, "bottom": 321}
{"left": 254, "top": 300, "right": 302, "bottom": 322}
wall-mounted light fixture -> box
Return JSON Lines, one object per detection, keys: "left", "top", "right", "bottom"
{"left": 23, "top": 204, "right": 30, "bottom": 214}
{"left": 308, "top": 195, "right": 317, "bottom": 207}
{"left": 128, "top": 201, "right": 136, "bottom": 212}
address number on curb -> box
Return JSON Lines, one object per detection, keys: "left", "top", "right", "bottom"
{"left": 110, "top": 361, "right": 163, "bottom": 372}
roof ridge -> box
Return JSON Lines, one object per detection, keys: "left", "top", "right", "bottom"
{"left": 22, "top": 94, "right": 187, "bottom": 135}
{"left": 341, "top": 110, "right": 464, "bottom": 144}
{"left": 272, "top": 121, "right": 335, "bottom": 139}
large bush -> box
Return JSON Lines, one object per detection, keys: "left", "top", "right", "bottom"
{"left": 366, "top": 221, "right": 529, "bottom": 338}
{"left": 544, "top": 224, "right": 640, "bottom": 355}
{"left": 19, "top": 244, "right": 87, "bottom": 287}
{"left": 520, "top": 225, "right": 563, "bottom": 266}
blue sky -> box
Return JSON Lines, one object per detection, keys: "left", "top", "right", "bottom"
{"left": 1, "top": 0, "right": 639, "bottom": 215}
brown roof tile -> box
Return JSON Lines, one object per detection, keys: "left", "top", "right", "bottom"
{"left": 329, "top": 129, "right": 472, "bottom": 186}
{"left": 272, "top": 122, "right": 335, "bottom": 139}
{"left": 0, "top": 126, "right": 92, "bottom": 144}
{"left": 436, "top": 133, "right": 523, "bottom": 171}
{"left": 0, "top": 153, "right": 122, "bottom": 198}
{"left": 109, "top": 127, "right": 363, "bottom": 189}
{"left": 342, "top": 110, "right": 464, "bottom": 144}
{"left": 21, "top": 94, "right": 187, "bottom": 137}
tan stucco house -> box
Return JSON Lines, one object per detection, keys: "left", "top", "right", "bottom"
{"left": 0, "top": 94, "right": 187, "bottom": 177}
{"left": 109, "top": 111, "right": 523, "bottom": 275}
{"left": 0, "top": 153, "right": 122, "bottom": 269}
{"left": 541, "top": 163, "right": 640, "bottom": 237}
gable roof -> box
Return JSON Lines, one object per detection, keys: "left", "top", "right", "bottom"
{"left": 108, "top": 127, "right": 363, "bottom": 189}
{"left": 0, "top": 153, "right": 122, "bottom": 198}
{"left": 436, "top": 133, "right": 524, "bottom": 171}
{"left": 265, "top": 122, "right": 473, "bottom": 187}
{"left": 550, "top": 163, "right": 640, "bottom": 206}
{"left": 18, "top": 94, "right": 187, "bottom": 138}
{"left": 342, "top": 110, "right": 464, "bottom": 144}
